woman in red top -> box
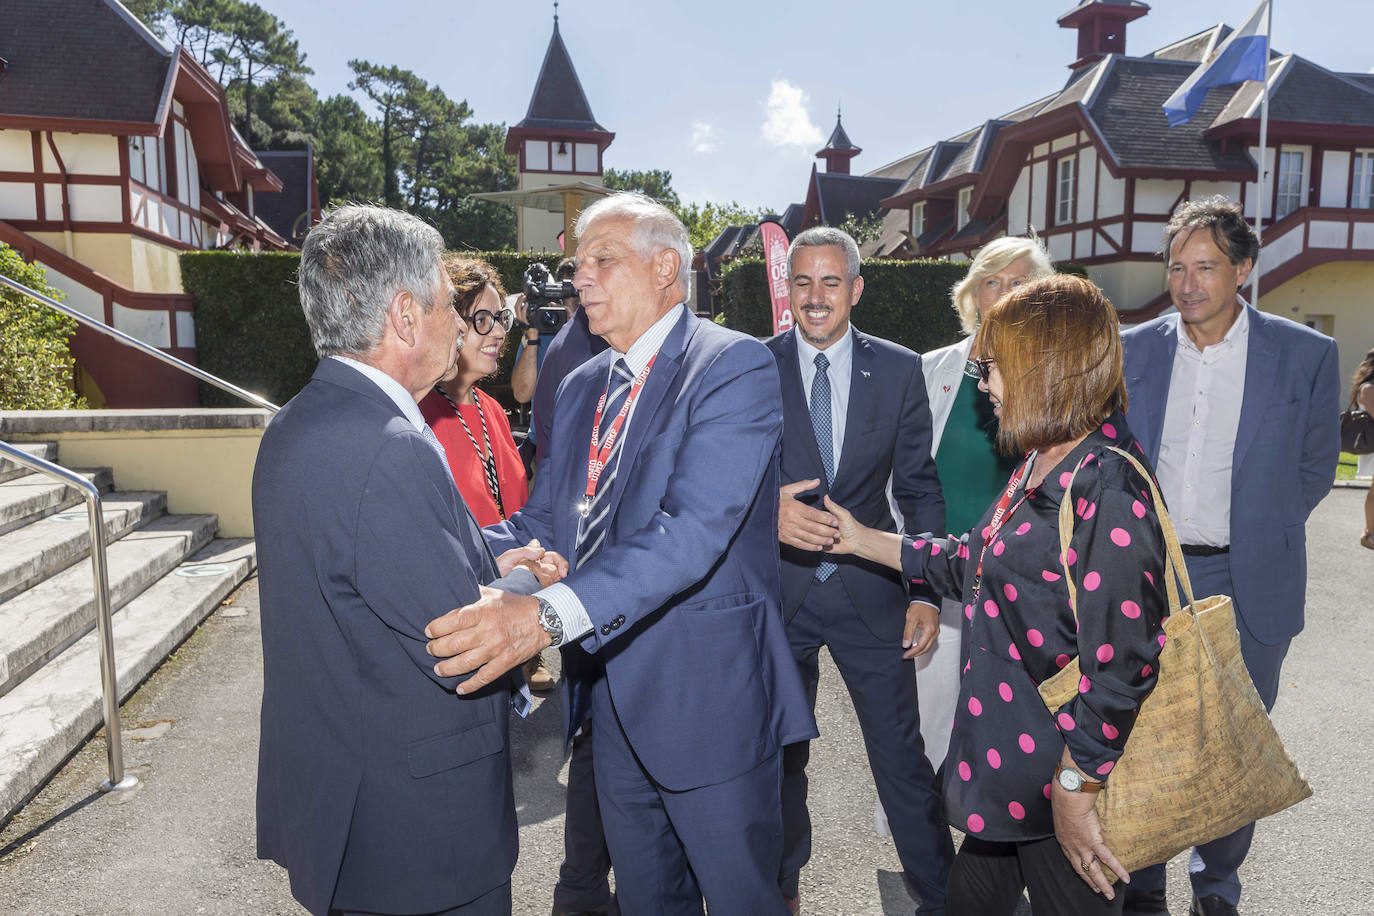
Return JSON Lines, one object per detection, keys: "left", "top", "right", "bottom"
{"left": 419, "top": 256, "right": 528, "bottom": 527}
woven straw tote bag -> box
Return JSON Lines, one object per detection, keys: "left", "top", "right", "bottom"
{"left": 1037, "top": 446, "right": 1312, "bottom": 874}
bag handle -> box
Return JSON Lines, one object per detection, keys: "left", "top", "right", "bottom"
{"left": 1057, "top": 445, "right": 1198, "bottom": 624}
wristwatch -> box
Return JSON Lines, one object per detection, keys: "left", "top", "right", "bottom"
{"left": 1055, "top": 764, "right": 1104, "bottom": 793}
{"left": 536, "top": 597, "right": 564, "bottom": 647}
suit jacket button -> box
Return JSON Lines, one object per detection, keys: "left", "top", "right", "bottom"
{"left": 614, "top": 615, "right": 625, "bottom": 625}
{"left": 601, "top": 625, "right": 612, "bottom": 636}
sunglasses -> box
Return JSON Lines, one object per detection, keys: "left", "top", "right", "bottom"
{"left": 465, "top": 308, "right": 516, "bottom": 336}
{"left": 963, "top": 357, "right": 996, "bottom": 383}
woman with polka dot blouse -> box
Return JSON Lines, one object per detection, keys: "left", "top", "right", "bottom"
{"left": 823, "top": 275, "right": 1169, "bottom": 915}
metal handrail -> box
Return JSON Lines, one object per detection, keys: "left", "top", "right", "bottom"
{"left": 0, "top": 273, "right": 280, "bottom": 412}
{"left": 0, "top": 442, "right": 137, "bottom": 794}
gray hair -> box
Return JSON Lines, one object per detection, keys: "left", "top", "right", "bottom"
{"left": 951, "top": 236, "right": 1054, "bottom": 335}
{"left": 298, "top": 204, "right": 446, "bottom": 357}
{"left": 576, "top": 193, "right": 693, "bottom": 297}
{"left": 787, "top": 226, "right": 861, "bottom": 281}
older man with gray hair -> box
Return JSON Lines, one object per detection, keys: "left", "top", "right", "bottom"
{"left": 253, "top": 204, "right": 555, "bottom": 916}
{"left": 425, "top": 193, "right": 817, "bottom": 914}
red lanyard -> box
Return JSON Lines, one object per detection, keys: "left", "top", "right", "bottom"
{"left": 583, "top": 353, "right": 658, "bottom": 510}
{"left": 972, "top": 454, "right": 1033, "bottom": 600}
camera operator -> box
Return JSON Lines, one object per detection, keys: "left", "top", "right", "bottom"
{"left": 510, "top": 258, "right": 580, "bottom": 408}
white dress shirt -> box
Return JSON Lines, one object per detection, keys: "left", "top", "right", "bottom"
{"left": 795, "top": 324, "right": 855, "bottom": 468}
{"left": 1154, "top": 301, "right": 1249, "bottom": 546}
{"left": 538, "top": 303, "right": 686, "bottom": 644}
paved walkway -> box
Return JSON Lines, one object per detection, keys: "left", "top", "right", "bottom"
{"left": 0, "top": 488, "right": 1368, "bottom": 915}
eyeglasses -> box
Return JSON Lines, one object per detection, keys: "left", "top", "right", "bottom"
{"left": 963, "top": 357, "right": 996, "bottom": 383}
{"left": 466, "top": 308, "right": 516, "bottom": 335}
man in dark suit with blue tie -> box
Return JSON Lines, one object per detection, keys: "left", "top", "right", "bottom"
{"left": 253, "top": 205, "right": 557, "bottom": 916}
{"left": 425, "top": 193, "right": 817, "bottom": 914}
{"left": 768, "top": 227, "right": 954, "bottom": 915}
{"left": 1120, "top": 197, "right": 1339, "bottom": 916}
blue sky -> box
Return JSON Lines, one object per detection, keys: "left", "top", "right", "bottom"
{"left": 255, "top": 0, "right": 1371, "bottom": 212}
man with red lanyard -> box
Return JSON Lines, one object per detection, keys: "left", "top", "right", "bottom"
{"left": 422, "top": 193, "right": 816, "bottom": 913}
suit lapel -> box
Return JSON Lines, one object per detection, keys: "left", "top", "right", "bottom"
{"left": 835, "top": 328, "right": 874, "bottom": 483}
{"left": 777, "top": 330, "right": 828, "bottom": 482}
{"left": 1129, "top": 321, "right": 1177, "bottom": 464}
{"left": 1232, "top": 306, "right": 1278, "bottom": 473}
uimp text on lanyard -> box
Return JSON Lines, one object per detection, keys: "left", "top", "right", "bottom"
{"left": 582, "top": 353, "right": 658, "bottom": 516}
{"left": 972, "top": 453, "right": 1034, "bottom": 601}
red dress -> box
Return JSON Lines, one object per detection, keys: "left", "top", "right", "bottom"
{"left": 419, "top": 386, "right": 529, "bottom": 527}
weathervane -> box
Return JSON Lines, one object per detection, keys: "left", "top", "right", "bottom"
{"left": 554, "top": 0, "right": 559, "bottom": 24}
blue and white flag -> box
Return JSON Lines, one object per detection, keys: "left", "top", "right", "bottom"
{"left": 1162, "top": 0, "right": 1271, "bottom": 127}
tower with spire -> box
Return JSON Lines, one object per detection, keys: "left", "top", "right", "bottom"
{"left": 816, "top": 108, "right": 861, "bottom": 175}
{"left": 504, "top": 9, "right": 614, "bottom": 251}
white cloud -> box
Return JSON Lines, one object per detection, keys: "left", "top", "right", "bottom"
{"left": 690, "top": 121, "right": 720, "bottom": 154}
{"left": 761, "top": 79, "right": 823, "bottom": 149}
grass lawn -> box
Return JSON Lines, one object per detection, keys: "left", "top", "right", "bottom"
{"left": 1338, "top": 452, "right": 1364, "bottom": 481}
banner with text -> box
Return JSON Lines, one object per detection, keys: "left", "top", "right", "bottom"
{"left": 759, "top": 220, "right": 793, "bottom": 335}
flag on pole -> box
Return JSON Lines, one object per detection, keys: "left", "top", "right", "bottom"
{"left": 758, "top": 220, "right": 794, "bottom": 335}
{"left": 1162, "top": 0, "right": 1270, "bottom": 127}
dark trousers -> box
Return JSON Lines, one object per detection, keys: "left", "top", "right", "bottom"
{"left": 947, "top": 836, "right": 1124, "bottom": 916}
{"left": 553, "top": 727, "right": 613, "bottom": 912}
{"left": 1129, "top": 552, "right": 1291, "bottom": 907}
{"left": 780, "top": 575, "right": 954, "bottom": 909}
{"left": 590, "top": 674, "right": 789, "bottom": 916}
{"left": 332, "top": 880, "right": 511, "bottom": 916}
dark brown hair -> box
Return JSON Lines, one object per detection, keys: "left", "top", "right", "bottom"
{"left": 973, "top": 274, "right": 1127, "bottom": 453}
{"left": 443, "top": 254, "right": 506, "bottom": 317}
{"left": 1162, "top": 195, "right": 1259, "bottom": 266}
{"left": 1353, "top": 348, "right": 1374, "bottom": 405}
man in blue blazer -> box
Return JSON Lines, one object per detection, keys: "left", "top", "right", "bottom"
{"left": 254, "top": 206, "right": 552, "bottom": 916}
{"left": 767, "top": 227, "right": 954, "bottom": 915}
{"left": 1121, "top": 197, "right": 1340, "bottom": 916}
{"left": 425, "top": 193, "right": 817, "bottom": 914}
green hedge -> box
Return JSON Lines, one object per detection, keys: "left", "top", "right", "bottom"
{"left": 181, "top": 250, "right": 571, "bottom": 409}
{"left": 719, "top": 257, "right": 967, "bottom": 354}
{"left": 0, "top": 244, "right": 85, "bottom": 410}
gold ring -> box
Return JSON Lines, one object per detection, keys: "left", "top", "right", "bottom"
{"left": 1081, "top": 857, "right": 1095, "bottom": 872}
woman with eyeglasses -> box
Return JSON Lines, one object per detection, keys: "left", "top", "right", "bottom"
{"left": 827, "top": 275, "right": 1169, "bottom": 915}
{"left": 419, "top": 256, "right": 528, "bottom": 527}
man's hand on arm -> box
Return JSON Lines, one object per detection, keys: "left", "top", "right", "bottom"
{"left": 425, "top": 586, "right": 551, "bottom": 694}
{"left": 779, "top": 478, "right": 840, "bottom": 551}
{"left": 902, "top": 601, "right": 939, "bottom": 659}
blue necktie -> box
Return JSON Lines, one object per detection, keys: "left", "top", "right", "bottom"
{"left": 810, "top": 352, "right": 837, "bottom": 582}
{"left": 576, "top": 358, "right": 637, "bottom": 567}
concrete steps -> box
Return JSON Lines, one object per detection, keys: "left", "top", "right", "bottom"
{"left": 0, "top": 441, "right": 256, "bottom": 823}
{"left": 0, "top": 442, "right": 56, "bottom": 484}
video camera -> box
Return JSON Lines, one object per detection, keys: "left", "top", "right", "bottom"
{"left": 523, "top": 262, "right": 576, "bottom": 334}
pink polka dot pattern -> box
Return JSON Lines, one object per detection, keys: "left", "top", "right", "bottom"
{"left": 1008, "top": 801, "right": 1026, "bottom": 820}
{"left": 1055, "top": 653, "right": 1071, "bottom": 669}
{"left": 984, "top": 599, "right": 1000, "bottom": 618}
{"left": 1143, "top": 570, "right": 1154, "bottom": 585}
{"left": 1015, "top": 521, "right": 1031, "bottom": 536}
{"left": 1026, "top": 629, "right": 1044, "bottom": 647}
{"left": 1057, "top": 712, "right": 1076, "bottom": 731}
{"left": 1082, "top": 571, "right": 1101, "bottom": 591}
{"left": 1018, "top": 733, "right": 1035, "bottom": 754}
{"left": 1096, "top": 644, "right": 1115, "bottom": 663}
{"left": 1059, "top": 471, "right": 1074, "bottom": 488}
{"left": 967, "top": 814, "right": 985, "bottom": 833}
{"left": 1079, "top": 675, "right": 1092, "bottom": 693}
{"left": 1102, "top": 422, "right": 1117, "bottom": 438}
{"left": 1102, "top": 722, "right": 1119, "bottom": 740}
{"left": 986, "top": 748, "right": 1002, "bottom": 769}
{"left": 1042, "top": 783, "right": 1053, "bottom": 800}
{"left": 998, "top": 682, "right": 1013, "bottom": 702}
{"left": 1003, "top": 583, "right": 1018, "bottom": 601}
{"left": 968, "top": 696, "right": 983, "bottom": 716}
{"left": 957, "top": 543, "right": 970, "bottom": 559}
{"left": 912, "top": 538, "right": 927, "bottom": 550}
{"left": 1110, "top": 527, "right": 1131, "bottom": 547}
{"left": 1141, "top": 664, "right": 1154, "bottom": 677}
{"left": 992, "top": 540, "right": 1006, "bottom": 557}
{"left": 1157, "top": 633, "right": 1167, "bottom": 648}
{"left": 959, "top": 760, "right": 972, "bottom": 781}
{"left": 1060, "top": 547, "right": 1077, "bottom": 566}
{"left": 1121, "top": 600, "right": 1141, "bottom": 619}
{"left": 1008, "top": 643, "right": 1022, "bottom": 661}
{"left": 1132, "top": 500, "right": 1147, "bottom": 519}
{"left": 930, "top": 542, "right": 942, "bottom": 556}
{"left": 964, "top": 604, "right": 974, "bottom": 620}
{"left": 1041, "top": 570, "right": 1061, "bottom": 582}
{"left": 1097, "top": 761, "right": 1115, "bottom": 776}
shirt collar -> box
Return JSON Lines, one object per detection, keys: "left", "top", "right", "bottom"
{"left": 613, "top": 302, "right": 685, "bottom": 374}
{"left": 329, "top": 355, "right": 427, "bottom": 432}
{"left": 795, "top": 323, "right": 854, "bottom": 369}
{"left": 1176, "top": 295, "right": 1250, "bottom": 355}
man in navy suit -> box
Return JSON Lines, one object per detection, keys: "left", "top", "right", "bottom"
{"left": 253, "top": 205, "right": 555, "bottom": 916}
{"left": 768, "top": 227, "right": 954, "bottom": 915}
{"left": 1120, "top": 197, "right": 1339, "bottom": 916}
{"left": 425, "top": 193, "right": 817, "bottom": 914}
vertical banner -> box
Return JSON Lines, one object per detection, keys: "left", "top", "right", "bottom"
{"left": 758, "top": 220, "right": 793, "bottom": 335}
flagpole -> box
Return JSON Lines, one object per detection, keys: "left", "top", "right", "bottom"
{"left": 1252, "top": 0, "right": 1272, "bottom": 307}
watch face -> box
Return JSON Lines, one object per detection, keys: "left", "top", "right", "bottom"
{"left": 1058, "top": 767, "right": 1083, "bottom": 791}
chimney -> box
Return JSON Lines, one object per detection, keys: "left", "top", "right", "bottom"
{"left": 1058, "top": 0, "right": 1150, "bottom": 70}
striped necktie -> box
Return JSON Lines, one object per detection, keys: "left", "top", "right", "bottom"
{"left": 811, "top": 352, "right": 838, "bottom": 582}
{"left": 575, "top": 358, "right": 637, "bottom": 567}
